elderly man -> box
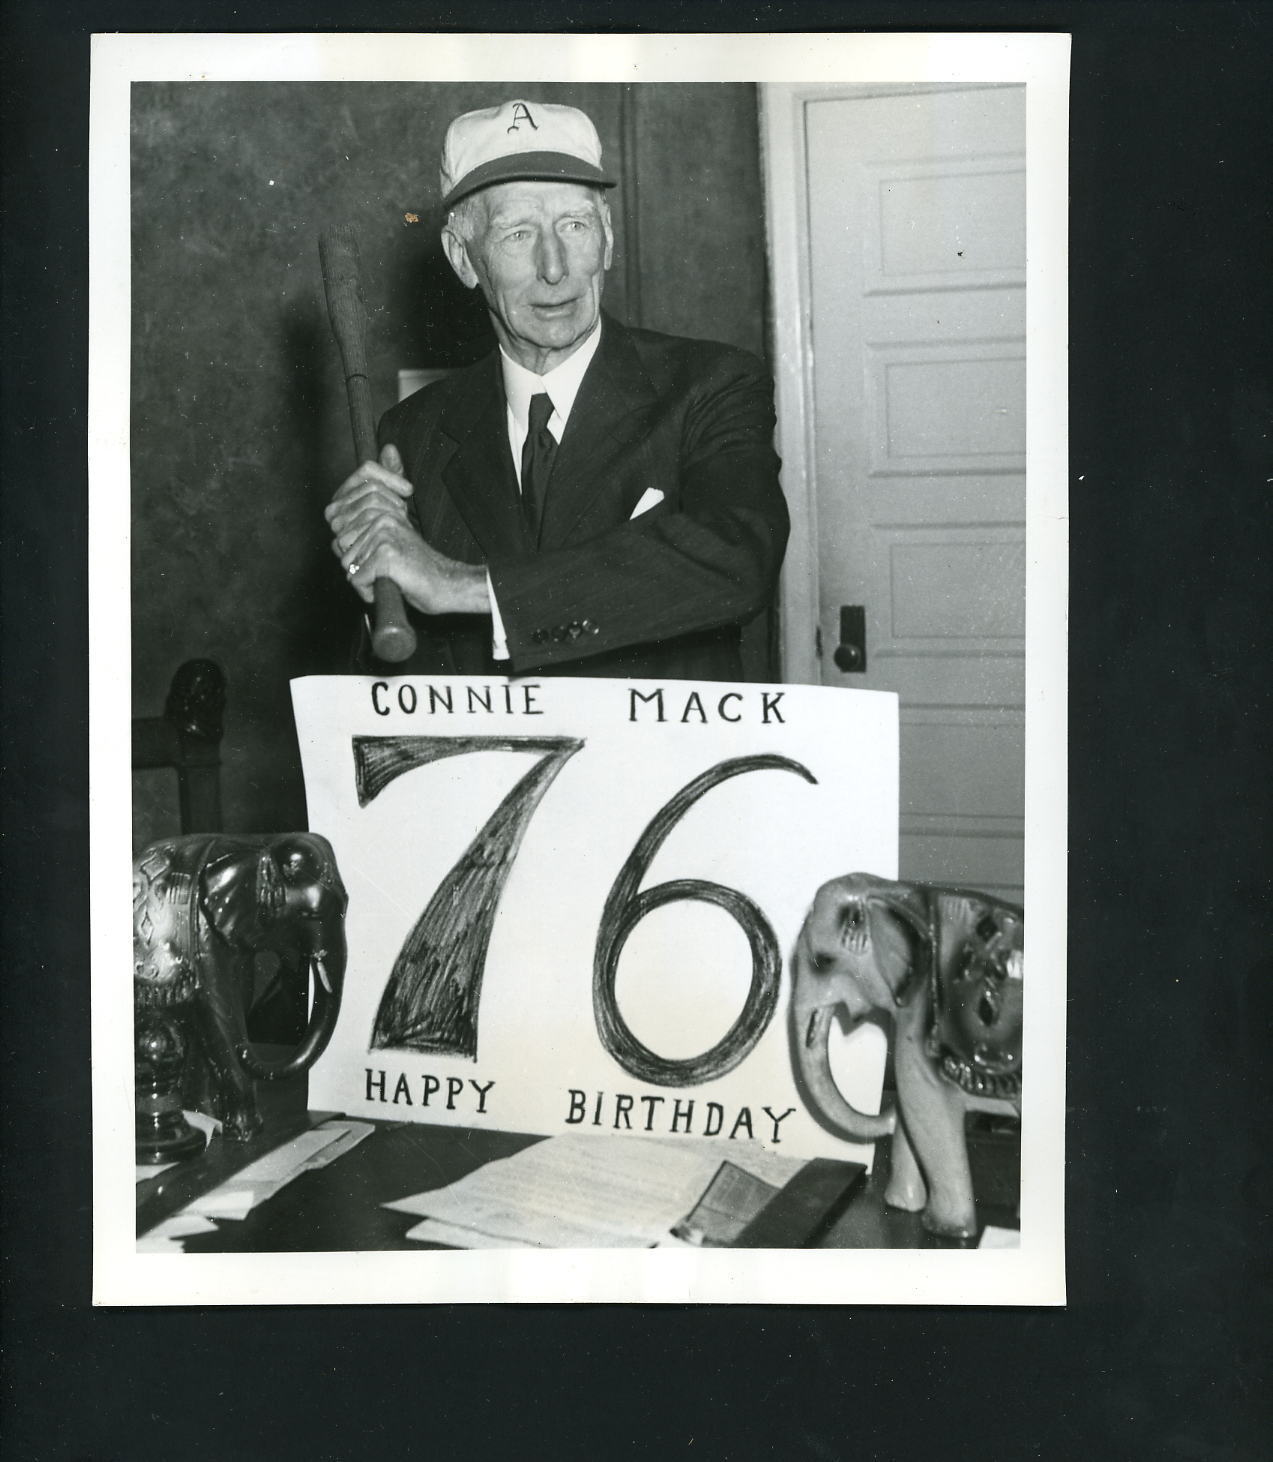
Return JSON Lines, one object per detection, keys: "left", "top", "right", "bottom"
{"left": 326, "top": 98, "right": 788, "bottom": 680}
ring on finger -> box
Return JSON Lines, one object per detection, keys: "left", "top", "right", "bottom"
{"left": 348, "top": 561, "right": 360, "bottom": 577}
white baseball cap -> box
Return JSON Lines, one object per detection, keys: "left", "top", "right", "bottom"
{"left": 439, "top": 98, "right": 617, "bottom": 211}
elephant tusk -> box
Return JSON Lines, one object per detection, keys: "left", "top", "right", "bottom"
{"left": 792, "top": 995, "right": 896, "bottom": 1142}
{"left": 312, "top": 955, "right": 333, "bottom": 996}
{"left": 805, "top": 1004, "right": 833, "bottom": 1050}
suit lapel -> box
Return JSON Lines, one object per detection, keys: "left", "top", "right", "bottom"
{"left": 537, "top": 318, "right": 659, "bottom": 550}
{"left": 437, "top": 353, "right": 532, "bottom": 559}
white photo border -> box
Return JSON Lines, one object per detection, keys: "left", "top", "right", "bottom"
{"left": 91, "top": 31, "right": 1069, "bottom": 1306}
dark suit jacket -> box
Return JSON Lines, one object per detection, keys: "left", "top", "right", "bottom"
{"left": 373, "top": 314, "right": 789, "bottom": 681}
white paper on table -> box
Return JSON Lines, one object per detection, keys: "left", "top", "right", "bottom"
{"left": 394, "top": 1136, "right": 805, "bottom": 1250}
{"left": 295, "top": 1119, "right": 375, "bottom": 1172}
{"left": 183, "top": 1121, "right": 371, "bottom": 1221}
{"left": 136, "top": 1120, "right": 377, "bottom": 1247}
{"left": 405, "top": 1214, "right": 653, "bottom": 1249}
{"left": 386, "top": 1133, "right": 737, "bottom": 1247}
{"left": 187, "top": 1189, "right": 261, "bottom": 1221}
{"left": 978, "top": 1225, "right": 1022, "bottom": 1249}
{"left": 136, "top": 1214, "right": 220, "bottom": 1254}
{"left": 404, "top": 1219, "right": 544, "bottom": 1250}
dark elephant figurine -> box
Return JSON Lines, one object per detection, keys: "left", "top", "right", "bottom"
{"left": 791, "top": 873, "right": 1022, "bottom": 1238}
{"left": 133, "top": 832, "right": 347, "bottom": 1144}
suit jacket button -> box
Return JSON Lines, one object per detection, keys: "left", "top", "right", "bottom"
{"left": 567, "top": 621, "right": 582, "bottom": 640}
{"left": 581, "top": 619, "right": 598, "bottom": 634}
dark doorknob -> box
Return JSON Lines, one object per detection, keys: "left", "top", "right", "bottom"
{"left": 832, "top": 605, "right": 867, "bottom": 674}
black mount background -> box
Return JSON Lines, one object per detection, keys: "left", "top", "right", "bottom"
{"left": 2, "top": 4, "right": 1269, "bottom": 1459}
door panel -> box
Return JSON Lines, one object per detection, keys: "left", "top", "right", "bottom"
{"left": 873, "top": 349, "right": 1026, "bottom": 467}
{"left": 901, "top": 713, "right": 1026, "bottom": 818}
{"left": 805, "top": 86, "right": 1026, "bottom": 900}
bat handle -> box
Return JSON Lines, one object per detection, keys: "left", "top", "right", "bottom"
{"left": 370, "top": 578, "right": 415, "bottom": 663}
{"left": 343, "top": 374, "right": 417, "bottom": 664}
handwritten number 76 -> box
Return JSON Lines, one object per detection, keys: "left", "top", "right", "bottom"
{"left": 353, "top": 736, "right": 816, "bottom": 1083}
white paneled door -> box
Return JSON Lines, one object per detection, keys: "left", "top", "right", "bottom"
{"left": 768, "top": 85, "right": 1026, "bottom": 899}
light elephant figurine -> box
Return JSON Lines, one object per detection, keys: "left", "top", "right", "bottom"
{"left": 791, "top": 873, "right": 1023, "bottom": 1238}
{"left": 133, "top": 832, "right": 347, "bottom": 1144}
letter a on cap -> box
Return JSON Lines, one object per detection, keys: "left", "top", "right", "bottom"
{"left": 506, "top": 102, "right": 538, "bottom": 133}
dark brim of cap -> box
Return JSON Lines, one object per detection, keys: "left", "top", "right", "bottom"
{"left": 441, "top": 151, "right": 617, "bottom": 212}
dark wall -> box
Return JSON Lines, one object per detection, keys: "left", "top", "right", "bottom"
{"left": 131, "top": 82, "right": 770, "bottom": 843}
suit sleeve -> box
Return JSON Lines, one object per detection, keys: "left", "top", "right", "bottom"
{"left": 487, "top": 351, "right": 789, "bottom": 673}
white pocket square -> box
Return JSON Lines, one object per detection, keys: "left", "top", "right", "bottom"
{"left": 630, "top": 488, "right": 665, "bottom": 519}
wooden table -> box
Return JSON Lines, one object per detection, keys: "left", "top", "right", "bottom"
{"left": 137, "top": 1084, "right": 1020, "bottom": 1251}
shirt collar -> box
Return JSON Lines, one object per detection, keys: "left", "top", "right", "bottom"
{"left": 500, "top": 318, "right": 603, "bottom": 431}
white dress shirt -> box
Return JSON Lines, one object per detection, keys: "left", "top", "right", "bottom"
{"left": 486, "top": 320, "right": 603, "bottom": 659}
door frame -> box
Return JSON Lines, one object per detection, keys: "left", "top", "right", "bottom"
{"left": 759, "top": 82, "right": 826, "bottom": 686}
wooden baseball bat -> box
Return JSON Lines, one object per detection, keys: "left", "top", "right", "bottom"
{"left": 318, "top": 224, "right": 416, "bottom": 664}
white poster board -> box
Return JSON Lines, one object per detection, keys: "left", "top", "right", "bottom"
{"left": 294, "top": 675, "right": 897, "bottom": 1164}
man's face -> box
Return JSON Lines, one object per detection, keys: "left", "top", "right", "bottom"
{"left": 444, "top": 180, "right": 613, "bottom": 373}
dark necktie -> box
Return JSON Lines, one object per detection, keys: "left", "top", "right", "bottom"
{"left": 520, "top": 392, "right": 557, "bottom": 545}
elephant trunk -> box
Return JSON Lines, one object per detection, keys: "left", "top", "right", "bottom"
{"left": 236, "top": 944, "right": 345, "bottom": 1082}
{"left": 790, "top": 943, "right": 896, "bottom": 1142}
